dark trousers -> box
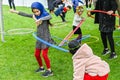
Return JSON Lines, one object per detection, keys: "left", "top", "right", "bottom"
{"left": 73, "top": 26, "right": 82, "bottom": 42}
{"left": 100, "top": 32, "right": 115, "bottom": 52}
{"left": 60, "top": 12, "right": 66, "bottom": 22}
{"left": 8, "top": 0, "right": 16, "bottom": 10}
{"left": 47, "top": 0, "right": 55, "bottom": 13}
{"left": 85, "top": 0, "right": 91, "bottom": 8}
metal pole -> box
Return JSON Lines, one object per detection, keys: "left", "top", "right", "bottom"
{"left": 0, "top": 0, "right": 5, "bottom": 42}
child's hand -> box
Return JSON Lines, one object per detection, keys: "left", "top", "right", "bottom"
{"left": 107, "top": 10, "right": 113, "bottom": 15}
{"left": 36, "top": 20, "right": 42, "bottom": 26}
{"left": 60, "top": 13, "right": 63, "bottom": 16}
{"left": 33, "top": 15, "right": 42, "bottom": 26}
{"left": 33, "top": 15, "right": 37, "bottom": 21}
{"left": 10, "top": 9, "right": 19, "bottom": 14}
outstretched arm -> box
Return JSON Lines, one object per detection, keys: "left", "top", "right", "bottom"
{"left": 10, "top": 9, "right": 33, "bottom": 18}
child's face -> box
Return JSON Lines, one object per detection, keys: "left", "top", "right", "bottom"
{"left": 67, "top": 8, "right": 71, "bottom": 11}
{"left": 77, "top": 11, "right": 83, "bottom": 15}
{"left": 32, "top": 9, "right": 41, "bottom": 16}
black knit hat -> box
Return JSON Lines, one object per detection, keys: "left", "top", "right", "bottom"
{"left": 68, "top": 40, "right": 80, "bottom": 49}
{"left": 68, "top": 40, "right": 81, "bottom": 54}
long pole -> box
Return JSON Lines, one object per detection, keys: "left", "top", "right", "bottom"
{"left": 0, "top": 0, "right": 5, "bottom": 42}
{"left": 58, "top": 19, "right": 85, "bottom": 47}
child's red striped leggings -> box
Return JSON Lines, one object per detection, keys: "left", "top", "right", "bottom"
{"left": 34, "top": 48, "right": 50, "bottom": 69}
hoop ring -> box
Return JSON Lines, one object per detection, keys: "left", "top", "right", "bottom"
{"left": 87, "top": 10, "right": 120, "bottom": 18}
{"left": 85, "top": 36, "right": 99, "bottom": 44}
{"left": 116, "top": 40, "right": 120, "bottom": 46}
{"left": 7, "top": 28, "right": 34, "bottom": 35}
{"left": 33, "top": 32, "right": 69, "bottom": 52}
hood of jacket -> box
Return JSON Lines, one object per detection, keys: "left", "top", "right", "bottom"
{"left": 72, "top": 43, "right": 93, "bottom": 59}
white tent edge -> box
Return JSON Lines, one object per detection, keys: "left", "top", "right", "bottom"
{"left": 2, "top": 0, "right": 48, "bottom": 8}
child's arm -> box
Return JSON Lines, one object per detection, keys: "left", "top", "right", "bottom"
{"left": 35, "top": 15, "right": 52, "bottom": 26}
{"left": 38, "top": 15, "right": 52, "bottom": 21}
{"left": 73, "top": 61, "right": 85, "bottom": 80}
{"left": 32, "top": 15, "right": 42, "bottom": 26}
{"left": 10, "top": 9, "right": 33, "bottom": 18}
{"left": 10, "top": 9, "right": 42, "bottom": 26}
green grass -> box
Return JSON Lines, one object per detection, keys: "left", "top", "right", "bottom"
{"left": 0, "top": 5, "right": 120, "bottom": 80}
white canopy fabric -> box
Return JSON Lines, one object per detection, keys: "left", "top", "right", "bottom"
{"left": 2, "top": 0, "right": 48, "bottom": 8}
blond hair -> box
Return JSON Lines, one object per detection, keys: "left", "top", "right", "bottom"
{"left": 76, "top": 6, "right": 84, "bottom": 13}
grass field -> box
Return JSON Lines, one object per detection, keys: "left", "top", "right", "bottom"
{"left": 0, "top": 5, "right": 120, "bottom": 80}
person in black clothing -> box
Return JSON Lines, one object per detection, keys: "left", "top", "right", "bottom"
{"left": 47, "top": 0, "right": 55, "bottom": 13}
{"left": 91, "top": 0, "right": 118, "bottom": 59}
{"left": 8, "top": 0, "right": 16, "bottom": 10}
{"left": 53, "top": 0, "right": 65, "bottom": 8}
{"left": 85, "top": 0, "right": 92, "bottom": 10}
{"left": 54, "top": 5, "right": 71, "bottom": 22}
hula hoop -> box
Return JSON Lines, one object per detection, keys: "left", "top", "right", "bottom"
{"left": 7, "top": 28, "right": 34, "bottom": 35}
{"left": 58, "top": 19, "right": 85, "bottom": 46}
{"left": 52, "top": 24, "right": 67, "bottom": 28}
{"left": 87, "top": 10, "right": 120, "bottom": 27}
{"left": 33, "top": 33, "right": 91, "bottom": 52}
{"left": 52, "top": 35, "right": 63, "bottom": 41}
{"left": 115, "top": 29, "right": 120, "bottom": 32}
{"left": 114, "top": 36, "right": 120, "bottom": 38}
{"left": 87, "top": 10, "right": 95, "bottom": 18}
{"left": 116, "top": 40, "right": 120, "bottom": 46}
{"left": 114, "top": 29, "right": 120, "bottom": 36}
{"left": 87, "top": 10, "right": 120, "bottom": 18}
{"left": 32, "top": 32, "right": 69, "bottom": 52}
{"left": 84, "top": 36, "right": 99, "bottom": 44}
{"left": 52, "top": 22, "right": 67, "bottom": 28}
{"left": 115, "top": 25, "right": 120, "bottom": 28}
{"left": 76, "top": 34, "right": 91, "bottom": 42}
{"left": 52, "top": 35, "right": 91, "bottom": 42}
{"left": 62, "top": 34, "right": 91, "bottom": 46}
